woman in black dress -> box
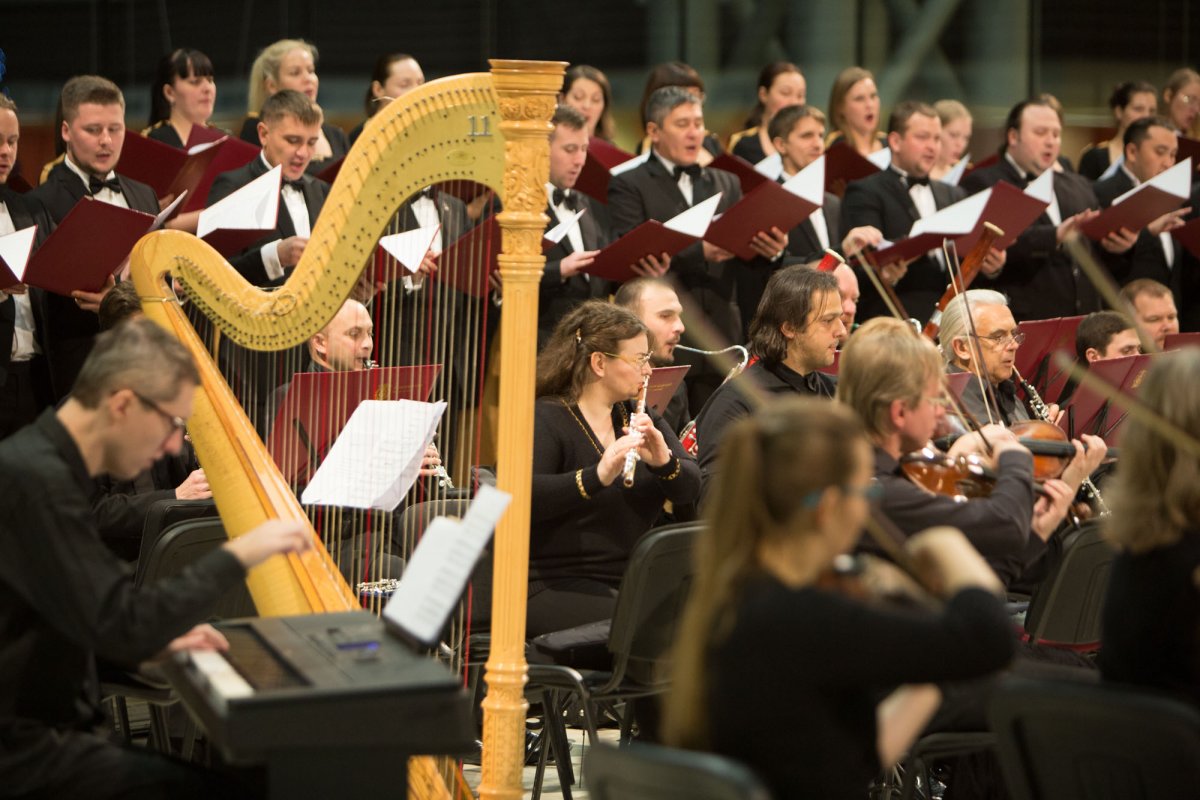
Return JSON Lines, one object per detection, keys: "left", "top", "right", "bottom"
{"left": 144, "top": 48, "right": 220, "bottom": 149}
{"left": 663, "top": 398, "right": 1015, "bottom": 799}
{"left": 728, "top": 61, "right": 806, "bottom": 165}
{"left": 527, "top": 301, "right": 700, "bottom": 638}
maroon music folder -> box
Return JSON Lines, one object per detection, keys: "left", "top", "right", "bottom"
{"left": 585, "top": 221, "right": 698, "bottom": 283}
{"left": 1176, "top": 137, "right": 1200, "bottom": 172}
{"left": 434, "top": 216, "right": 499, "bottom": 298}
{"left": 823, "top": 141, "right": 881, "bottom": 195}
{"left": 23, "top": 199, "right": 156, "bottom": 295}
{"left": 645, "top": 365, "right": 690, "bottom": 414}
{"left": 183, "top": 137, "right": 260, "bottom": 211}
{"left": 314, "top": 156, "right": 344, "bottom": 185}
{"left": 960, "top": 153, "right": 999, "bottom": 183}
{"left": 703, "top": 178, "right": 820, "bottom": 261}
{"left": 1060, "top": 352, "right": 1154, "bottom": 443}
{"left": 1013, "top": 315, "right": 1084, "bottom": 406}
{"left": 1164, "top": 332, "right": 1200, "bottom": 351}
{"left": 1079, "top": 159, "right": 1192, "bottom": 240}
{"left": 1171, "top": 216, "right": 1200, "bottom": 259}
{"left": 183, "top": 124, "right": 227, "bottom": 149}
{"left": 942, "top": 371, "right": 975, "bottom": 403}
{"left": 269, "top": 364, "right": 443, "bottom": 485}
{"left": 118, "top": 133, "right": 258, "bottom": 213}
{"left": 708, "top": 153, "right": 770, "bottom": 195}
{"left": 576, "top": 137, "right": 636, "bottom": 204}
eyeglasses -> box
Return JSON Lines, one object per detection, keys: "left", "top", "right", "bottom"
{"left": 804, "top": 478, "right": 884, "bottom": 507}
{"left": 600, "top": 351, "right": 653, "bottom": 368}
{"left": 1178, "top": 94, "right": 1200, "bottom": 108}
{"left": 969, "top": 330, "right": 1025, "bottom": 347}
{"left": 132, "top": 390, "right": 187, "bottom": 438}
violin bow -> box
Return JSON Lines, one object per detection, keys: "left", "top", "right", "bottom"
{"left": 945, "top": 237, "right": 1003, "bottom": 427}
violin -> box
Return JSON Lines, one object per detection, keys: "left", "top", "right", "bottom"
{"left": 899, "top": 445, "right": 998, "bottom": 501}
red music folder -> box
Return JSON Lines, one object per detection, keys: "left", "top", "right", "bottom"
{"left": 585, "top": 193, "right": 722, "bottom": 283}
{"left": 708, "top": 152, "right": 770, "bottom": 195}
{"left": 117, "top": 133, "right": 258, "bottom": 213}
{"left": 314, "top": 156, "right": 344, "bottom": 185}
{"left": 960, "top": 153, "right": 1000, "bottom": 183}
{"left": 1176, "top": 137, "right": 1200, "bottom": 172}
{"left": 1079, "top": 158, "right": 1192, "bottom": 240}
{"left": 703, "top": 156, "right": 823, "bottom": 261}
{"left": 184, "top": 137, "right": 260, "bottom": 212}
{"left": 434, "top": 216, "right": 499, "bottom": 298}
{"left": 1013, "top": 315, "right": 1085, "bottom": 406}
{"left": 576, "top": 137, "right": 636, "bottom": 204}
{"left": 1173, "top": 215, "right": 1200, "bottom": 259}
{"left": 645, "top": 365, "right": 690, "bottom": 414}
{"left": 1164, "top": 332, "right": 1200, "bottom": 350}
{"left": 1060, "top": 352, "right": 1153, "bottom": 443}
{"left": 823, "top": 141, "right": 881, "bottom": 195}
{"left": 183, "top": 124, "right": 226, "bottom": 149}
{"left": 23, "top": 199, "right": 157, "bottom": 295}
{"left": 268, "top": 364, "right": 443, "bottom": 485}
{"left": 869, "top": 178, "right": 1049, "bottom": 266}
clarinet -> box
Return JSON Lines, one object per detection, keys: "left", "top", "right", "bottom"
{"left": 1014, "top": 368, "right": 1110, "bottom": 516}
{"left": 623, "top": 375, "right": 650, "bottom": 488}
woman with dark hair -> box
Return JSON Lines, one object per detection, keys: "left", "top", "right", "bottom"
{"left": 561, "top": 64, "right": 616, "bottom": 142}
{"left": 145, "top": 48, "right": 219, "bottom": 148}
{"left": 826, "top": 66, "right": 885, "bottom": 157}
{"left": 1100, "top": 350, "right": 1200, "bottom": 707}
{"left": 663, "top": 397, "right": 1015, "bottom": 800}
{"left": 727, "top": 62, "right": 806, "bottom": 164}
{"left": 635, "top": 61, "right": 722, "bottom": 163}
{"left": 238, "top": 39, "right": 348, "bottom": 176}
{"left": 528, "top": 301, "right": 699, "bottom": 638}
{"left": 1077, "top": 81, "right": 1158, "bottom": 181}
{"left": 349, "top": 53, "right": 425, "bottom": 145}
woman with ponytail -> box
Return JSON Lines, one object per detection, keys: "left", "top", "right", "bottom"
{"left": 663, "top": 398, "right": 1014, "bottom": 799}
{"left": 527, "top": 301, "right": 700, "bottom": 642}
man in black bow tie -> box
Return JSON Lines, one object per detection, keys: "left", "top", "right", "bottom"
{"left": 538, "top": 105, "right": 616, "bottom": 344}
{"left": 29, "top": 75, "right": 159, "bottom": 400}
{"left": 208, "top": 89, "right": 330, "bottom": 288}
{"left": 843, "top": 100, "right": 1004, "bottom": 326}
{"left": 609, "top": 86, "right": 776, "bottom": 410}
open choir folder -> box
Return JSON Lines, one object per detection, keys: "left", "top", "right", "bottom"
{"left": 585, "top": 193, "right": 722, "bottom": 282}
{"left": 823, "top": 141, "right": 882, "bottom": 194}
{"left": 117, "top": 132, "right": 259, "bottom": 211}
{"left": 1079, "top": 158, "right": 1192, "bottom": 240}
{"left": 704, "top": 156, "right": 824, "bottom": 261}
{"left": 708, "top": 153, "right": 770, "bottom": 194}
{"left": 1172, "top": 216, "right": 1200, "bottom": 259}
{"left": 1060, "top": 352, "right": 1153, "bottom": 443}
{"left": 195, "top": 164, "right": 282, "bottom": 256}
{"left": 435, "top": 216, "right": 499, "bottom": 298}
{"left": 645, "top": 365, "right": 690, "bottom": 414}
{"left": 869, "top": 171, "right": 1052, "bottom": 266}
{"left": 268, "top": 364, "right": 442, "bottom": 486}
{"left": 575, "top": 137, "right": 637, "bottom": 204}
{"left": 0, "top": 226, "right": 37, "bottom": 290}
{"left": 1013, "top": 315, "right": 1085, "bottom": 406}
{"left": 23, "top": 194, "right": 184, "bottom": 296}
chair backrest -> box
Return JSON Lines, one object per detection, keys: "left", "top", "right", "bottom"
{"left": 585, "top": 742, "right": 771, "bottom": 800}
{"left": 989, "top": 677, "right": 1200, "bottom": 800}
{"left": 607, "top": 521, "right": 702, "bottom": 686}
{"left": 136, "top": 517, "right": 257, "bottom": 618}
{"left": 1024, "top": 520, "right": 1116, "bottom": 648}
{"left": 136, "top": 498, "right": 218, "bottom": 567}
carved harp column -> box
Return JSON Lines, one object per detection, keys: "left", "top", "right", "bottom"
{"left": 478, "top": 60, "right": 563, "bottom": 800}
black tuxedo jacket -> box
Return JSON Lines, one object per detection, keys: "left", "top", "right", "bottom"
{"left": 28, "top": 163, "right": 158, "bottom": 399}
{"left": 607, "top": 157, "right": 744, "bottom": 340}
{"left": 0, "top": 187, "right": 54, "bottom": 386}
{"left": 207, "top": 157, "right": 330, "bottom": 287}
{"left": 539, "top": 191, "right": 612, "bottom": 344}
{"left": 842, "top": 168, "right": 966, "bottom": 324}
{"left": 962, "top": 158, "right": 1103, "bottom": 322}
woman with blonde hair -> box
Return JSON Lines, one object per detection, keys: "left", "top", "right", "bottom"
{"left": 1100, "top": 350, "right": 1200, "bottom": 706}
{"left": 1162, "top": 67, "right": 1200, "bottom": 139}
{"left": 238, "top": 38, "right": 349, "bottom": 175}
{"left": 663, "top": 397, "right": 1014, "bottom": 799}
{"left": 930, "top": 98, "right": 973, "bottom": 182}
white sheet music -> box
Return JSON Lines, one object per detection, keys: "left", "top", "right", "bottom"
{"left": 754, "top": 152, "right": 783, "bottom": 180}
{"left": 0, "top": 226, "right": 38, "bottom": 283}
{"left": 379, "top": 224, "right": 440, "bottom": 273}
{"left": 544, "top": 208, "right": 587, "bottom": 244}
{"left": 196, "top": 164, "right": 282, "bottom": 239}
{"left": 300, "top": 399, "right": 446, "bottom": 511}
{"left": 940, "top": 154, "right": 970, "bottom": 186}
{"left": 782, "top": 155, "right": 826, "bottom": 205}
{"left": 867, "top": 148, "right": 893, "bottom": 169}
{"left": 908, "top": 188, "right": 993, "bottom": 238}
{"left": 383, "top": 485, "right": 511, "bottom": 646}
{"left": 665, "top": 193, "right": 722, "bottom": 237}
{"left": 149, "top": 191, "right": 188, "bottom": 231}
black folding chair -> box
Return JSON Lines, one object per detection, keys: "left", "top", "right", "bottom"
{"left": 585, "top": 742, "right": 771, "bottom": 800}
{"left": 1023, "top": 520, "right": 1115, "bottom": 650}
{"left": 989, "top": 676, "right": 1200, "bottom": 799}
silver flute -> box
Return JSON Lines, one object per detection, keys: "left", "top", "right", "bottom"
{"left": 1014, "top": 368, "right": 1109, "bottom": 516}
{"left": 623, "top": 375, "right": 651, "bottom": 488}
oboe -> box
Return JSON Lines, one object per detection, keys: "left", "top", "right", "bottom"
{"left": 1014, "top": 367, "right": 1109, "bottom": 516}
{"left": 623, "top": 375, "right": 651, "bottom": 488}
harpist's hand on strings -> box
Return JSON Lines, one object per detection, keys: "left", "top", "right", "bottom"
{"left": 626, "top": 411, "right": 670, "bottom": 467}
{"left": 223, "top": 519, "right": 312, "bottom": 570}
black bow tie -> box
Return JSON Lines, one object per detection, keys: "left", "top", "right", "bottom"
{"left": 552, "top": 188, "right": 578, "bottom": 210}
{"left": 282, "top": 178, "right": 306, "bottom": 192}
{"left": 87, "top": 175, "right": 121, "bottom": 195}
{"left": 673, "top": 164, "right": 703, "bottom": 181}
{"left": 904, "top": 174, "right": 931, "bottom": 188}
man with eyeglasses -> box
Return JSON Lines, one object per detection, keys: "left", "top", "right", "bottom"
{"left": 0, "top": 318, "right": 310, "bottom": 799}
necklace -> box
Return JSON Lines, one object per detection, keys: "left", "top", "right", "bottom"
{"left": 563, "top": 401, "right": 628, "bottom": 456}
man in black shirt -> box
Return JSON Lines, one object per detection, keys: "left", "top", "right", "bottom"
{"left": 0, "top": 319, "right": 309, "bottom": 799}
{"left": 695, "top": 266, "right": 841, "bottom": 499}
